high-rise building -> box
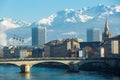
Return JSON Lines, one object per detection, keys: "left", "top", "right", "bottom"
{"left": 87, "top": 28, "right": 101, "bottom": 42}
{"left": 102, "top": 19, "right": 111, "bottom": 40}
{"left": 32, "top": 27, "right": 46, "bottom": 48}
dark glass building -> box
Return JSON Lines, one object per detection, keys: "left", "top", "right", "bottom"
{"left": 87, "top": 28, "right": 101, "bottom": 42}
{"left": 32, "top": 27, "right": 46, "bottom": 48}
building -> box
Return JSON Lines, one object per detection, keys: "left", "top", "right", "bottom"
{"left": 102, "top": 19, "right": 111, "bottom": 40}
{"left": 19, "top": 49, "right": 32, "bottom": 58}
{"left": 80, "top": 42, "right": 101, "bottom": 58}
{"left": 102, "top": 35, "right": 120, "bottom": 57}
{"left": 87, "top": 28, "right": 101, "bottom": 42}
{"left": 32, "top": 27, "right": 46, "bottom": 48}
{"left": 101, "top": 19, "right": 112, "bottom": 57}
{"left": 3, "top": 46, "right": 32, "bottom": 58}
{"left": 77, "top": 50, "right": 88, "bottom": 58}
{"left": 0, "top": 49, "right": 4, "bottom": 58}
{"left": 111, "top": 40, "right": 119, "bottom": 54}
{"left": 3, "top": 47, "right": 14, "bottom": 58}
{"left": 20, "top": 49, "right": 28, "bottom": 58}
{"left": 74, "top": 38, "right": 84, "bottom": 42}
{"left": 101, "top": 19, "right": 120, "bottom": 57}
{"left": 44, "top": 38, "right": 80, "bottom": 57}
{"left": 32, "top": 47, "right": 43, "bottom": 57}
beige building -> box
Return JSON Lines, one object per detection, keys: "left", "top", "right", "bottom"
{"left": 44, "top": 38, "right": 80, "bottom": 57}
{"left": 111, "top": 40, "right": 119, "bottom": 54}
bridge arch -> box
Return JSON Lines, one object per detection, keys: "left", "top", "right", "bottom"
{"left": 0, "top": 63, "right": 20, "bottom": 67}
{"left": 79, "top": 60, "right": 111, "bottom": 71}
{"left": 31, "top": 61, "right": 70, "bottom": 68}
{"left": 79, "top": 60, "right": 110, "bottom": 66}
{"left": 0, "top": 63, "right": 21, "bottom": 73}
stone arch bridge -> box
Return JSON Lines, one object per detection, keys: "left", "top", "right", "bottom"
{"left": 0, "top": 58, "right": 119, "bottom": 73}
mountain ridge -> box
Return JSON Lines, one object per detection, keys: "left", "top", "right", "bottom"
{"left": 0, "top": 5, "right": 120, "bottom": 46}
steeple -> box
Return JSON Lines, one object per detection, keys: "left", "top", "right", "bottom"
{"left": 105, "top": 19, "right": 109, "bottom": 32}
{"left": 102, "top": 19, "right": 111, "bottom": 40}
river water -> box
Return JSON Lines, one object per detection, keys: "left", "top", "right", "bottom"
{"left": 0, "top": 65, "right": 120, "bottom": 80}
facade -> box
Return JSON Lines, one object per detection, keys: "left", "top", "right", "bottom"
{"left": 111, "top": 40, "right": 119, "bottom": 54}
{"left": 20, "top": 49, "right": 28, "bottom": 58}
{"left": 87, "top": 28, "right": 101, "bottom": 42}
{"left": 0, "top": 49, "right": 3, "bottom": 58}
{"left": 32, "top": 47, "right": 43, "bottom": 57}
{"left": 77, "top": 50, "right": 88, "bottom": 58}
{"left": 3, "top": 46, "right": 32, "bottom": 58}
{"left": 102, "top": 35, "right": 120, "bottom": 57}
{"left": 32, "top": 27, "right": 46, "bottom": 48}
{"left": 3, "top": 47, "right": 14, "bottom": 58}
{"left": 80, "top": 42, "right": 101, "bottom": 58}
{"left": 44, "top": 38, "right": 80, "bottom": 57}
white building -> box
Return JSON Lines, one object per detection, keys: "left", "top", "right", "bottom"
{"left": 100, "top": 47, "right": 104, "bottom": 57}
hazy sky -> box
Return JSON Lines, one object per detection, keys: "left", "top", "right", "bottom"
{"left": 0, "top": 0, "right": 120, "bottom": 22}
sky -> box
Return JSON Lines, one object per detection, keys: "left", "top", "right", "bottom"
{"left": 0, "top": 0, "right": 120, "bottom": 22}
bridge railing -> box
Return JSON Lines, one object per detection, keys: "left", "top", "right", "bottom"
{"left": 0, "top": 57, "right": 119, "bottom": 62}
{"left": 0, "top": 57, "right": 85, "bottom": 62}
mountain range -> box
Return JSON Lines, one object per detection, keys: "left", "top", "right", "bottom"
{"left": 0, "top": 4, "right": 120, "bottom": 46}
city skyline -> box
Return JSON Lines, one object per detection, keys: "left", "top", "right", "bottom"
{"left": 0, "top": 1, "right": 120, "bottom": 46}
{"left": 0, "top": 1, "right": 120, "bottom": 79}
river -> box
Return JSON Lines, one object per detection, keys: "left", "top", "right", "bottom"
{"left": 0, "top": 65, "right": 120, "bottom": 80}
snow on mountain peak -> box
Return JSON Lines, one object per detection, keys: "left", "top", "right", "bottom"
{"left": 78, "top": 14, "right": 93, "bottom": 22}
{"left": 0, "top": 18, "right": 20, "bottom": 30}
{"left": 0, "top": 18, "right": 31, "bottom": 31}
{"left": 98, "top": 11, "right": 113, "bottom": 19}
{"left": 34, "top": 5, "right": 120, "bottom": 25}
{"left": 65, "top": 17, "right": 76, "bottom": 23}
{"left": 114, "top": 6, "right": 120, "bottom": 12}
{"left": 65, "top": 8, "right": 75, "bottom": 15}
{"left": 36, "top": 14, "right": 56, "bottom": 26}
{"left": 65, "top": 8, "right": 75, "bottom": 12}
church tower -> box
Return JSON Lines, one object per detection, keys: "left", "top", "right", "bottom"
{"left": 102, "top": 19, "right": 111, "bottom": 40}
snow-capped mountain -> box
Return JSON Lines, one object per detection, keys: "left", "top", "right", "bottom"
{"left": 0, "top": 5, "right": 120, "bottom": 46}
{"left": 0, "top": 18, "right": 31, "bottom": 30}
{"left": 33, "top": 4, "right": 120, "bottom": 42}
{"left": 0, "top": 18, "right": 31, "bottom": 46}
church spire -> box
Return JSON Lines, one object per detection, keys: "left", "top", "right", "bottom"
{"left": 105, "top": 19, "right": 109, "bottom": 32}
{"left": 102, "top": 19, "right": 111, "bottom": 40}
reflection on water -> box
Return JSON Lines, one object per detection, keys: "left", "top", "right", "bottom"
{"left": 0, "top": 65, "right": 120, "bottom": 80}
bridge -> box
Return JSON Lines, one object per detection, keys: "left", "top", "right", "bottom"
{"left": 0, "top": 57, "right": 120, "bottom": 73}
